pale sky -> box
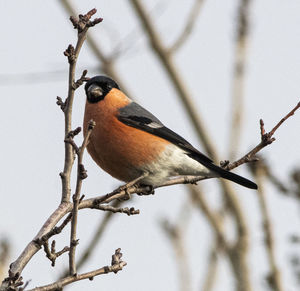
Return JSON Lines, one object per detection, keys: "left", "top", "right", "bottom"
{"left": 1, "top": 1, "right": 300, "bottom": 290}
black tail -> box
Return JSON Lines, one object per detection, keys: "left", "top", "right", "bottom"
{"left": 188, "top": 154, "right": 257, "bottom": 189}
{"left": 207, "top": 162, "right": 257, "bottom": 189}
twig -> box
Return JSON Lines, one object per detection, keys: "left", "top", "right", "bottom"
{"left": 60, "top": 0, "right": 133, "bottom": 99}
{"left": 1, "top": 9, "right": 102, "bottom": 290}
{"left": 6, "top": 202, "right": 72, "bottom": 284}
{"left": 59, "top": 201, "right": 122, "bottom": 279}
{"left": 42, "top": 241, "right": 69, "bottom": 267}
{"left": 73, "top": 69, "right": 89, "bottom": 90}
{"left": 25, "top": 249, "right": 126, "bottom": 291}
{"left": 226, "top": 101, "right": 300, "bottom": 171}
{"left": 168, "top": 0, "right": 205, "bottom": 54}
{"left": 95, "top": 205, "right": 140, "bottom": 216}
{"left": 60, "top": 8, "right": 102, "bottom": 204}
{"left": 34, "top": 213, "right": 72, "bottom": 245}
{"left": 69, "top": 120, "right": 95, "bottom": 275}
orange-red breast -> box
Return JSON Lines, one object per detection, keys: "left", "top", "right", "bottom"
{"left": 83, "top": 76, "right": 257, "bottom": 189}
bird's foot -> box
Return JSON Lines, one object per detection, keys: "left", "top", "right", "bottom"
{"left": 115, "top": 173, "right": 149, "bottom": 200}
{"left": 136, "top": 184, "right": 155, "bottom": 195}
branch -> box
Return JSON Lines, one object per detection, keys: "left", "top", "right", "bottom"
{"left": 226, "top": 101, "right": 300, "bottom": 171}
{"left": 60, "top": 0, "right": 134, "bottom": 99}
{"left": 95, "top": 205, "right": 140, "bottom": 216}
{"left": 60, "top": 8, "right": 102, "bottom": 204}
{"left": 1, "top": 9, "right": 102, "bottom": 290}
{"left": 41, "top": 241, "right": 69, "bottom": 267}
{"left": 35, "top": 213, "right": 72, "bottom": 245}
{"left": 59, "top": 200, "right": 122, "bottom": 279}
{"left": 26, "top": 249, "right": 126, "bottom": 291}
{"left": 69, "top": 120, "right": 95, "bottom": 275}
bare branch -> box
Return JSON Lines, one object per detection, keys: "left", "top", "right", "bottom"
{"left": 73, "top": 69, "right": 89, "bottom": 90}
{"left": 60, "top": 0, "right": 134, "bottom": 99}
{"left": 95, "top": 205, "right": 140, "bottom": 216}
{"left": 59, "top": 200, "right": 122, "bottom": 279}
{"left": 1, "top": 10, "right": 102, "bottom": 289}
{"left": 60, "top": 8, "right": 102, "bottom": 204}
{"left": 25, "top": 249, "right": 126, "bottom": 291}
{"left": 42, "top": 241, "right": 69, "bottom": 267}
{"left": 34, "top": 213, "right": 72, "bottom": 245}
{"left": 69, "top": 120, "right": 95, "bottom": 275}
{"left": 269, "top": 101, "right": 300, "bottom": 137}
{"left": 226, "top": 101, "right": 300, "bottom": 171}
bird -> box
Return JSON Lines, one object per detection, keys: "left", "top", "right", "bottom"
{"left": 83, "top": 75, "right": 257, "bottom": 190}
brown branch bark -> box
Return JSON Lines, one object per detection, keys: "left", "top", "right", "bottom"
{"left": 60, "top": 10, "right": 102, "bottom": 203}
{"left": 59, "top": 200, "right": 121, "bottom": 279}
{"left": 69, "top": 120, "right": 95, "bottom": 275}
{"left": 0, "top": 9, "right": 104, "bottom": 291}
{"left": 26, "top": 249, "right": 126, "bottom": 291}
{"left": 226, "top": 101, "right": 300, "bottom": 171}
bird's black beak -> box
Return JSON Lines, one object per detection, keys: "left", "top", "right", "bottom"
{"left": 88, "top": 84, "right": 103, "bottom": 98}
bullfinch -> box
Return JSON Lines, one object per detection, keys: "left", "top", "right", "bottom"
{"left": 83, "top": 75, "right": 257, "bottom": 190}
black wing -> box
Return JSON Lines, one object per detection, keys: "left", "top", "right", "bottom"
{"left": 118, "top": 102, "right": 213, "bottom": 164}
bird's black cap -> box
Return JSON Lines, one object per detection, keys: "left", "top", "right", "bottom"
{"left": 85, "top": 75, "right": 119, "bottom": 92}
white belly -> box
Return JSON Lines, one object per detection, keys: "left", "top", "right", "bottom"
{"left": 138, "top": 144, "right": 214, "bottom": 185}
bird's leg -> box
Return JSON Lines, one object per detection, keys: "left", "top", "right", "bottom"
{"left": 115, "top": 172, "right": 149, "bottom": 200}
